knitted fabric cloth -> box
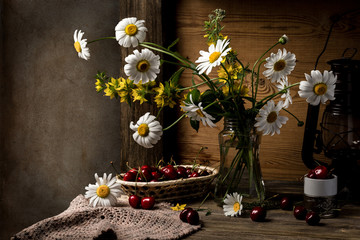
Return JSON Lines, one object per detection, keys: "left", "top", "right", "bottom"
{"left": 12, "top": 195, "right": 201, "bottom": 240}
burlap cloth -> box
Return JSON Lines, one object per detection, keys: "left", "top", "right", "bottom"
{"left": 12, "top": 195, "right": 201, "bottom": 240}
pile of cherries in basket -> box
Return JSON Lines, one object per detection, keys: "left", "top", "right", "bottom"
{"left": 122, "top": 164, "right": 210, "bottom": 182}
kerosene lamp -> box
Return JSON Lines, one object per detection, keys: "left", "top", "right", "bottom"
{"left": 302, "top": 49, "right": 360, "bottom": 200}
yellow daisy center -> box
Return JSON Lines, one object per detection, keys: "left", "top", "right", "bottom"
{"left": 233, "top": 202, "right": 240, "bottom": 212}
{"left": 74, "top": 41, "right": 81, "bottom": 53}
{"left": 274, "top": 59, "right": 286, "bottom": 72}
{"left": 196, "top": 109, "right": 205, "bottom": 117}
{"left": 137, "top": 60, "right": 150, "bottom": 72}
{"left": 125, "top": 24, "right": 138, "bottom": 36}
{"left": 138, "top": 123, "right": 150, "bottom": 136}
{"left": 209, "top": 51, "right": 221, "bottom": 63}
{"left": 314, "top": 83, "right": 327, "bottom": 96}
{"left": 267, "top": 111, "right": 278, "bottom": 123}
{"left": 96, "top": 185, "right": 110, "bottom": 198}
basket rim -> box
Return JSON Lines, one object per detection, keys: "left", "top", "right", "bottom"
{"left": 116, "top": 165, "right": 218, "bottom": 187}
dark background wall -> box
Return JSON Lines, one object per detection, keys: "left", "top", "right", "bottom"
{"left": 0, "top": 1, "right": 122, "bottom": 238}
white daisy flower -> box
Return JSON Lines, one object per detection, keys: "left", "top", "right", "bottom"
{"left": 263, "top": 48, "right": 296, "bottom": 83}
{"left": 254, "top": 100, "right": 288, "bottom": 136}
{"left": 276, "top": 77, "right": 292, "bottom": 108}
{"left": 223, "top": 192, "right": 243, "bottom": 217}
{"left": 115, "top": 17, "right": 147, "bottom": 48}
{"left": 180, "top": 95, "right": 217, "bottom": 128}
{"left": 298, "top": 70, "right": 336, "bottom": 106}
{"left": 195, "top": 39, "right": 231, "bottom": 75}
{"left": 124, "top": 48, "right": 160, "bottom": 84}
{"left": 130, "top": 112, "right": 163, "bottom": 148}
{"left": 85, "top": 173, "right": 122, "bottom": 207}
{"left": 73, "top": 29, "right": 90, "bottom": 60}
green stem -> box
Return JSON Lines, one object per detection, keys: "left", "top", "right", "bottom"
{"left": 88, "top": 37, "right": 116, "bottom": 44}
{"left": 282, "top": 108, "right": 304, "bottom": 126}
{"left": 251, "top": 42, "right": 281, "bottom": 105}
{"left": 178, "top": 78, "right": 222, "bottom": 91}
{"left": 257, "top": 82, "right": 300, "bottom": 107}
{"left": 254, "top": 59, "right": 266, "bottom": 101}
{"left": 140, "top": 42, "right": 190, "bottom": 66}
{"left": 163, "top": 113, "right": 186, "bottom": 131}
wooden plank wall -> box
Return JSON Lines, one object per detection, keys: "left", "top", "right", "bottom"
{"left": 173, "top": 0, "right": 360, "bottom": 181}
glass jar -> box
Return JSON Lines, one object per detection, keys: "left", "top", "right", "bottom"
{"left": 214, "top": 117, "right": 265, "bottom": 204}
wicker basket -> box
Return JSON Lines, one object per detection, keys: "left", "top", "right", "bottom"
{"left": 117, "top": 165, "right": 218, "bottom": 202}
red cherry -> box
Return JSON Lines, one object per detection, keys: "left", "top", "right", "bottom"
{"left": 307, "top": 169, "right": 316, "bottom": 179}
{"left": 141, "top": 168, "right": 152, "bottom": 181}
{"left": 141, "top": 197, "right": 155, "bottom": 210}
{"left": 293, "top": 206, "right": 307, "bottom": 220}
{"left": 151, "top": 166, "right": 159, "bottom": 172}
{"left": 180, "top": 208, "right": 193, "bottom": 222}
{"left": 280, "top": 197, "right": 293, "bottom": 210}
{"left": 189, "top": 171, "right": 200, "bottom": 178}
{"left": 306, "top": 211, "right": 320, "bottom": 225}
{"left": 176, "top": 166, "right": 188, "bottom": 178}
{"left": 123, "top": 171, "right": 136, "bottom": 181}
{"left": 162, "top": 166, "right": 178, "bottom": 180}
{"left": 128, "top": 168, "right": 138, "bottom": 174}
{"left": 314, "top": 166, "right": 328, "bottom": 179}
{"left": 250, "top": 206, "right": 266, "bottom": 222}
{"left": 151, "top": 171, "right": 162, "bottom": 180}
{"left": 141, "top": 165, "right": 152, "bottom": 172}
{"left": 186, "top": 209, "right": 200, "bottom": 225}
{"left": 129, "top": 195, "right": 141, "bottom": 208}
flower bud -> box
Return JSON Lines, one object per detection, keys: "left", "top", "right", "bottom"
{"left": 279, "top": 34, "right": 288, "bottom": 45}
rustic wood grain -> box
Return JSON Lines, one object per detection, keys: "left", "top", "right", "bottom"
{"left": 183, "top": 181, "right": 360, "bottom": 239}
{"left": 118, "top": 0, "right": 164, "bottom": 171}
{"left": 173, "top": 0, "right": 360, "bottom": 180}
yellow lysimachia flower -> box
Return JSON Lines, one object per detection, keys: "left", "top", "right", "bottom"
{"left": 218, "top": 63, "right": 243, "bottom": 80}
{"left": 132, "top": 82, "right": 148, "bottom": 104}
{"left": 171, "top": 203, "right": 187, "bottom": 211}
{"left": 115, "top": 77, "right": 134, "bottom": 103}
{"left": 154, "top": 82, "right": 179, "bottom": 108}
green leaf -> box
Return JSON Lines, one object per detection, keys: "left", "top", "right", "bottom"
{"left": 167, "top": 38, "right": 180, "bottom": 50}
{"left": 189, "top": 89, "right": 201, "bottom": 103}
{"left": 170, "top": 67, "right": 185, "bottom": 86}
{"left": 190, "top": 119, "right": 199, "bottom": 132}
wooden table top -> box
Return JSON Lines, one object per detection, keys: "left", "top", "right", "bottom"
{"left": 184, "top": 181, "right": 360, "bottom": 240}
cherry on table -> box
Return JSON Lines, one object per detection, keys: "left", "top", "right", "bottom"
{"left": 306, "top": 211, "right": 320, "bottom": 226}
{"left": 180, "top": 208, "right": 193, "bottom": 222}
{"left": 186, "top": 209, "right": 200, "bottom": 225}
{"left": 293, "top": 206, "right": 307, "bottom": 220}
{"left": 280, "top": 197, "right": 293, "bottom": 210}
{"left": 141, "top": 197, "right": 155, "bottom": 210}
{"left": 128, "top": 195, "right": 141, "bottom": 209}
{"left": 250, "top": 206, "right": 266, "bottom": 222}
